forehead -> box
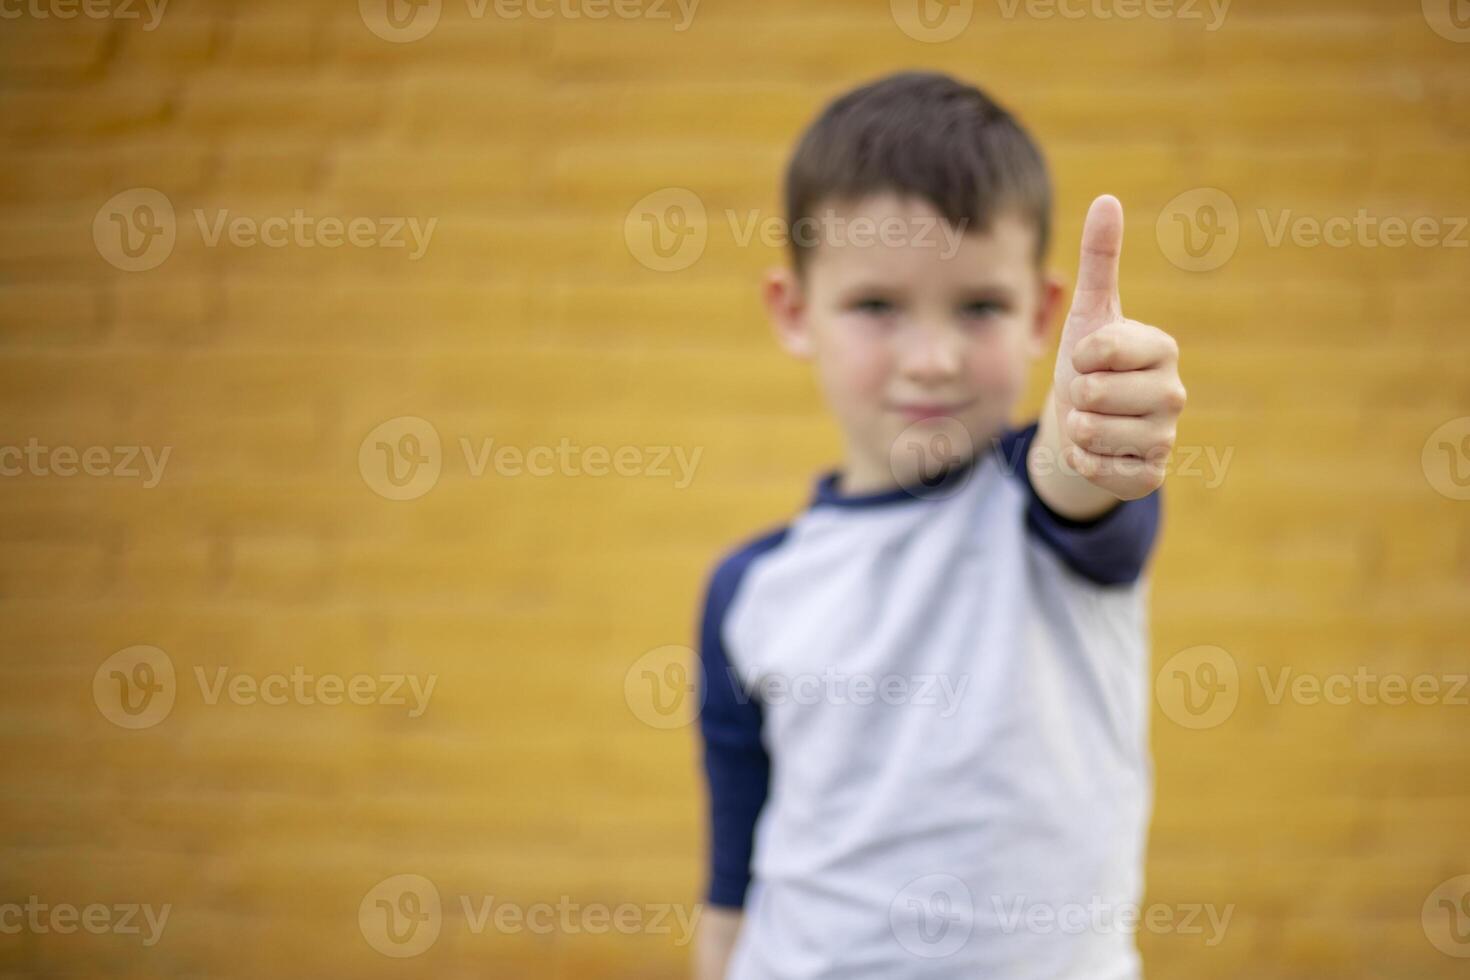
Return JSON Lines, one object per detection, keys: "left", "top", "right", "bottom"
{"left": 801, "top": 193, "right": 1038, "bottom": 290}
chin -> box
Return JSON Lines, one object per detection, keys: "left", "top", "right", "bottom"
{"left": 884, "top": 417, "right": 978, "bottom": 488}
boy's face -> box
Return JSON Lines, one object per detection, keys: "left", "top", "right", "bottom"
{"left": 764, "top": 194, "right": 1064, "bottom": 493}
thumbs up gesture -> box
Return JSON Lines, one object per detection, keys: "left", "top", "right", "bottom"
{"left": 1036, "top": 195, "right": 1187, "bottom": 513}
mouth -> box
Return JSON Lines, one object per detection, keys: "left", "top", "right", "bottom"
{"left": 889, "top": 399, "right": 977, "bottom": 423}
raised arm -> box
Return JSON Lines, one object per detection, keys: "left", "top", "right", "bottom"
{"left": 1029, "top": 195, "right": 1187, "bottom": 521}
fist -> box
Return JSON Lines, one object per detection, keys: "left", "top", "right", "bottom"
{"left": 1053, "top": 195, "right": 1186, "bottom": 500}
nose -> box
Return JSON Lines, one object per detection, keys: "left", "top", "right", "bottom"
{"left": 898, "top": 320, "right": 962, "bottom": 385}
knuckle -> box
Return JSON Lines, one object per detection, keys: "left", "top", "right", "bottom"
{"left": 1073, "top": 375, "right": 1099, "bottom": 409}
{"left": 1070, "top": 411, "right": 1096, "bottom": 445}
{"left": 1164, "top": 383, "right": 1187, "bottom": 413}
{"left": 1160, "top": 330, "right": 1180, "bottom": 360}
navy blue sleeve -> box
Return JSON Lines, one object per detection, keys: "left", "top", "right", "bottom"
{"left": 697, "top": 528, "right": 787, "bottom": 909}
{"left": 997, "top": 422, "right": 1161, "bottom": 586}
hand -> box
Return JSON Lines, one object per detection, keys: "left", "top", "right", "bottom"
{"left": 1051, "top": 195, "right": 1187, "bottom": 500}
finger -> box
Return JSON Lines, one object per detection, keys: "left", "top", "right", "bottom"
{"left": 1064, "top": 444, "right": 1165, "bottom": 500}
{"left": 1065, "top": 410, "right": 1176, "bottom": 458}
{"left": 1070, "top": 369, "right": 1188, "bottom": 417}
{"left": 1069, "top": 194, "right": 1124, "bottom": 322}
{"left": 1072, "top": 320, "right": 1178, "bottom": 374}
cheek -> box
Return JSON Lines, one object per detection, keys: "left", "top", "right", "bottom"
{"left": 964, "top": 327, "right": 1031, "bottom": 395}
{"left": 819, "top": 324, "right": 892, "bottom": 403}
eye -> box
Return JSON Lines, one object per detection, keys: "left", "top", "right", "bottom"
{"left": 851, "top": 297, "right": 896, "bottom": 316}
{"left": 962, "top": 300, "right": 1005, "bottom": 318}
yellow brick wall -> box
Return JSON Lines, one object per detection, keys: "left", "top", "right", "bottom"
{"left": 2, "top": 0, "right": 1468, "bottom": 976}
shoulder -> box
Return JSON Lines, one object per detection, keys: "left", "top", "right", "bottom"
{"left": 702, "top": 524, "right": 792, "bottom": 625}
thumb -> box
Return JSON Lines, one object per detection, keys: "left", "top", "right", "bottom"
{"left": 1067, "top": 194, "right": 1124, "bottom": 326}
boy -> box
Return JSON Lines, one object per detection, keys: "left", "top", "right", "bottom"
{"left": 693, "top": 72, "right": 1186, "bottom": 979}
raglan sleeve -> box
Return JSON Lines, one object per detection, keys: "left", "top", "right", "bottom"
{"left": 696, "top": 544, "right": 774, "bottom": 909}
{"left": 1001, "top": 421, "right": 1162, "bottom": 586}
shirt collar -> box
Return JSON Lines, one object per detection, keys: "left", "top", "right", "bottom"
{"left": 810, "top": 452, "right": 984, "bottom": 509}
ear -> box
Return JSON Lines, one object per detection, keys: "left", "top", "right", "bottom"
{"left": 1027, "top": 271, "right": 1066, "bottom": 359}
{"left": 762, "top": 265, "right": 814, "bottom": 360}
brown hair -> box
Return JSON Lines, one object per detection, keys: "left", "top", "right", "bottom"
{"left": 783, "top": 71, "right": 1051, "bottom": 274}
